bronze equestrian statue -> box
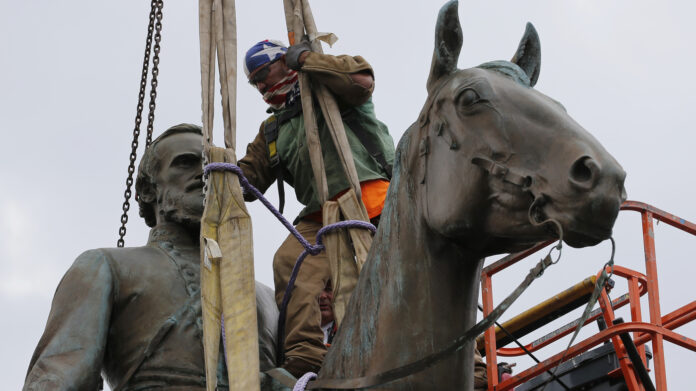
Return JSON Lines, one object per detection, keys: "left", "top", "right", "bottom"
{"left": 25, "top": 1, "right": 627, "bottom": 390}
{"left": 316, "top": 1, "right": 626, "bottom": 390}
{"left": 23, "top": 124, "right": 278, "bottom": 391}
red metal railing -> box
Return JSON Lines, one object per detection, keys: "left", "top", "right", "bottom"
{"left": 481, "top": 201, "right": 696, "bottom": 390}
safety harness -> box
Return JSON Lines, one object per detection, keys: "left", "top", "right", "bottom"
{"left": 263, "top": 101, "right": 303, "bottom": 214}
{"left": 263, "top": 98, "right": 393, "bottom": 214}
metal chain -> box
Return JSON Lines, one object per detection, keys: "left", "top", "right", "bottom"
{"left": 117, "top": 0, "right": 161, "bottom": 247}
{"left": 145, "top": 0, "right": 163, "bottom": 147}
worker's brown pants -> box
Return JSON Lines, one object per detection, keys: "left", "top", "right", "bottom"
{"left": 274, "top": 220, "right": 489, "bottom": 388}
{"left": 273, "top": 220, "right": 329, "bottom": 376}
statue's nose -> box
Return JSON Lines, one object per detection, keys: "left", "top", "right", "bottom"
{"left": 568, "top": 155, "right": 627, "bottom": 200}
{"left": 568, "top": 156, "right": 599, "bottom": 190}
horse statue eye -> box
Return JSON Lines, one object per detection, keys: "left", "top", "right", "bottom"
{"left": 457, "top": 88, "right": 481, "bottom": 107}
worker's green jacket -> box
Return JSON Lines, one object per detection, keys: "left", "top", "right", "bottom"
{"left": 238, "top": 52, "right": 395, "bottom": 220}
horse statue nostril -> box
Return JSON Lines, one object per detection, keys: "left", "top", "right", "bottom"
{"left": 620, "top": 185, "right": 628, "bottom": 203}
{"left": 569, "top": 156, "right": 598, "bottom": 188}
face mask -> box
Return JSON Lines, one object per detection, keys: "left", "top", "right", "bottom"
{"left": 262, "top": 71, "right": 298, "bottom": 110}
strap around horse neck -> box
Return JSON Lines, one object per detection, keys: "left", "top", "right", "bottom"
{"left": 305, "top": 252, "right": 555, "bottom": 390}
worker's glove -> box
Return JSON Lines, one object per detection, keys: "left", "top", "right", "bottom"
{"left": 286, "top": 41, "right": 312, "bottom": 70}
{"left": 497, "top": 362, "right": 515, "bottom": 382}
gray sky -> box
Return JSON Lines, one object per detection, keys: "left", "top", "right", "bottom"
{"left": 1, "top": 0, "right": 694, "bottom": 389}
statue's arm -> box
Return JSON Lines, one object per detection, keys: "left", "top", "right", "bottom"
{"left": 24, "top": 249, "right": 114, "bottom": 391}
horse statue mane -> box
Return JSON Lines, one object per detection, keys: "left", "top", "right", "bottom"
{"left": 318, "top": 1, "right": 627, "bottom": 389}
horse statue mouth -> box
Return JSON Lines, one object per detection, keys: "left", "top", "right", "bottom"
{"left": 563, "top": 224, "right": 614, "bottom": 247}
{"left": 535, "top": 195, "right": 623, "bottom": 248}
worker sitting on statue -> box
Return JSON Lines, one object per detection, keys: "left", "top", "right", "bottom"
{"left": 238, "top": 39, "right": 395, "bottom": 377}
{"left": 318, "top": 279, "right": 337, "bottom": 347}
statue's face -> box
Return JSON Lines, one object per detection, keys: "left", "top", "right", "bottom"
{"left": 152, "top": 132, "right": 204, "bottom": 227}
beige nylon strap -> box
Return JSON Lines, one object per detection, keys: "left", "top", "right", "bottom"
{"left": 200, "top": 0, "right": 237, "bottom": 150}
{"left": 199, "top": 1, "right": 260, "bottom": 390}
{"left": 336, "top": 189, "right": 371, "bottom": 271}
{"left": 331, "top": 189, "right": 372, "bottom": 327}
{"left": 322, "top": 201, "right": 358, "bottom": 326}
{"left": 215, "top": 0, "right": 237, "bottom": 150}
{"left": 282, "top": 0, "right": 374, "bottom": 329}
{"left": 315, "top": 83, "right": 363, "bottom": 200}
{"left": 200, "top": 147, "right": 260, "bottom": 391}
{"left": 199, "top": 0, "right": 215, "bottom": 149}
{"left": 297, "top": 0, "right": 363, "bottom": 201}
{"left": 299, "top": 72, "right": 330, "bottom": 204}
{"left": 283, "top": 0, "right": 329, "bottom": 204}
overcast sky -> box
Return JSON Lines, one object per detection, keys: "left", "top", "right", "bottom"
{"left": 1, "top": 1, "right": 694, "bottom": 389}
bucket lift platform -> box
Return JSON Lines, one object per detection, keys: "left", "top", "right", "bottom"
{"left": 480, "top": 201, "right": 696, "bottom": 391}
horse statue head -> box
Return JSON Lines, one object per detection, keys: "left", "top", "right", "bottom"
{"left": 416, "top": 3, "right": 626, "bottom": 253}
{"left": 319, "top": 1, "right": 626, "bottom": 389}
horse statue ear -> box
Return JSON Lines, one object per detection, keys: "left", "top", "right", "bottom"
{"left": 511, "top": 23, "right": 541, "bottom": 87}
{"left": 427, "top": 0, "right": 463, "bottom": 93}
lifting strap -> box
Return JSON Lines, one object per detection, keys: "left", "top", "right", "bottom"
{"left": 282, "top": 0, "right": 376, "bottom": 328}
{"left": 199, "top": 1, "right": 260, "bottom": 390}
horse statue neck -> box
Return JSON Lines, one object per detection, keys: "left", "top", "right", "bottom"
{"left": 321, "top": 125, "right": 484, "bottom": 389}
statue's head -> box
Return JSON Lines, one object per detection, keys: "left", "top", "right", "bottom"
{"left": 135, "top": 123, "right": 204, "bottom": 230}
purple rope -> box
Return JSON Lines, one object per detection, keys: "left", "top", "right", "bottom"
{"left": 293, "top": 372, "right": 317, "bottom": 391}
{"left": 221, "top": 315, "right": 227, "bottom": 353}
{"left": 205, "top": 162, "right": 315, "bottom": 252}
{"left": 205, "top": 163, "right": 377, "bottom": 366}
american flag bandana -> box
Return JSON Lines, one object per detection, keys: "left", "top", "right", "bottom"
{"left": 244, "top": 39, "right": 287, "bottom": 77}
{"left": 262, "top": 71, "right": 299, "bottom": 110}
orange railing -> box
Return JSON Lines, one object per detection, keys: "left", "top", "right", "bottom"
{"left": 481, "top": 201, "right": 696, "bottom": 390}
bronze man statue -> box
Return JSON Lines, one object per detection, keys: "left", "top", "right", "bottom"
{"left": 24, "top": 124, "right": 278, "bottom": 391}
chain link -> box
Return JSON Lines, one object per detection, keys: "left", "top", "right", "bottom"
{"left": 145, "top": 0, "right": 163, "bottom": 147}
{"left": 117, "top": 0, "right": 163, "bottom": 247}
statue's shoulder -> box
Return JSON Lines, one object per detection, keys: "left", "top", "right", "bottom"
{"left": 94, "top": 244, "right": 160, "bottom": 261}
{"left": 54, "top": 248, "right": 125, "bottom": 290}
{"left": 69, "top": 245, "right": 162, "bottom": 272}
{"left": 64, "top": 245, "right": 166, "bottom": 288}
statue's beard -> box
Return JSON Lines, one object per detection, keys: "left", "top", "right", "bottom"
{"left": 157, "top": 187, "right": 204, "bottom": 231}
